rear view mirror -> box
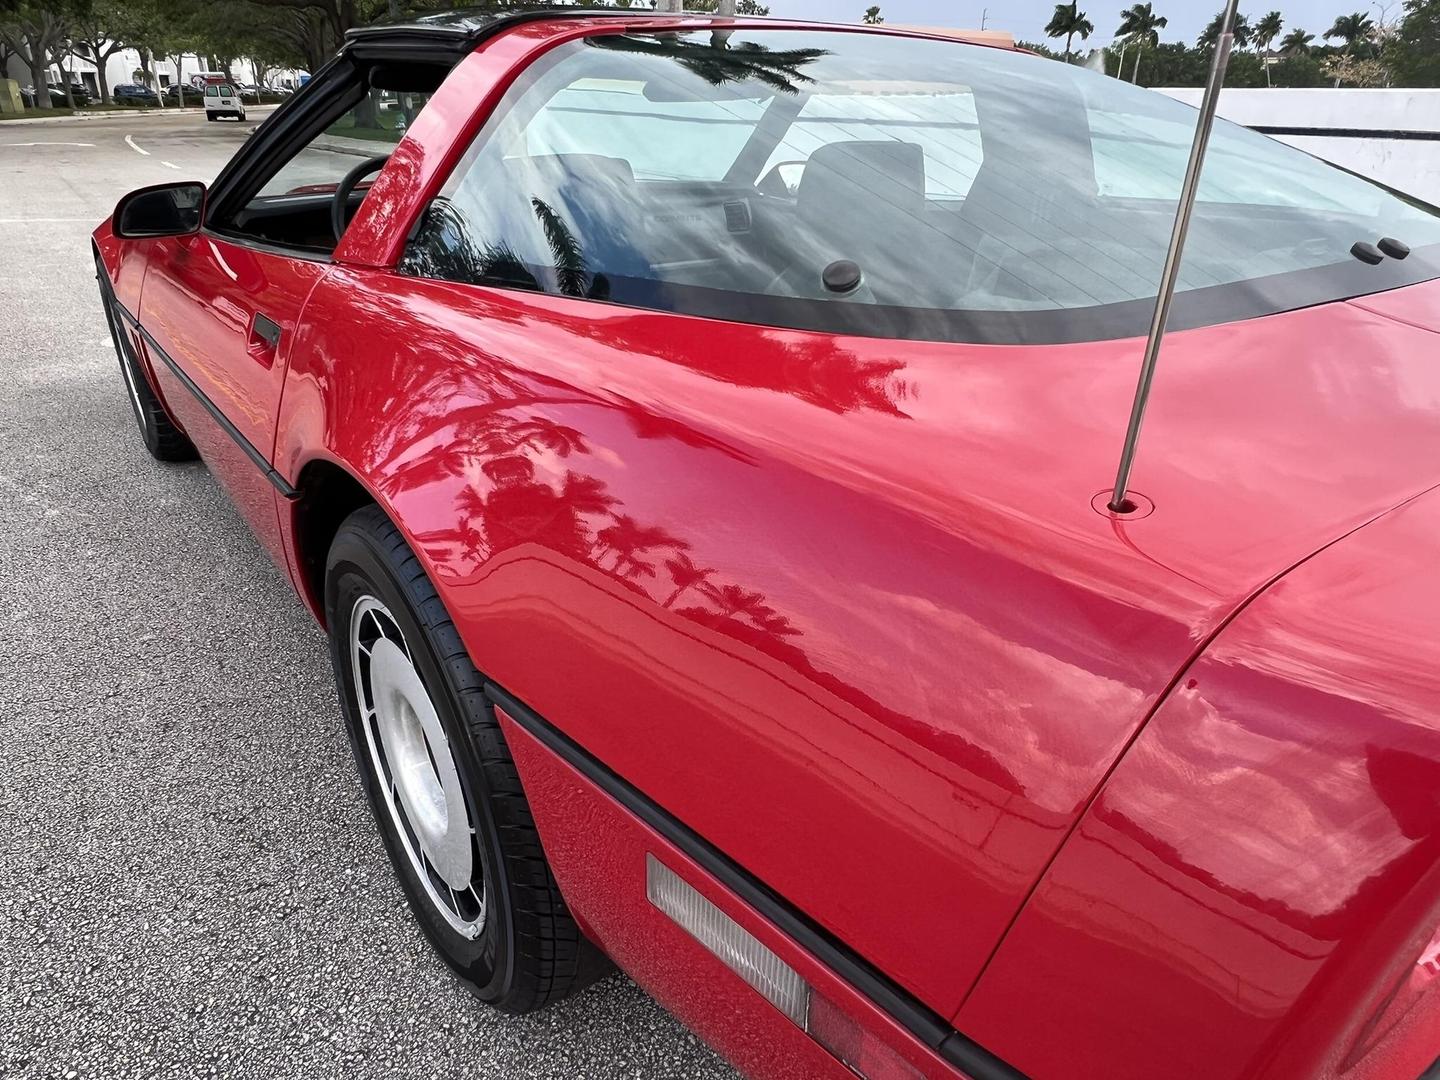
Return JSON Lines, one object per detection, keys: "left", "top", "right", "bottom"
{"left": 113, "top": 182, "right": 206, "bottom": 238}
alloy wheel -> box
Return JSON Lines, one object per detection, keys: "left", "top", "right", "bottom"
{"left": 350, "top": 595, "right": 486, "bottom": 938}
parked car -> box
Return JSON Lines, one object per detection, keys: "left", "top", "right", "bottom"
{"left": 92, "top": 9, "right": 1440, "bottom": 1080}
{"left": 232, "top": 83, "right": 262, "bottom": 102}
{"left": 112, "top": 83, "right": 160, "bottom": 106}
{"left": 20, "top": 85, "right": 66, "bottom": 108}
{"left": 21, "top": 83, "right": 88, "bottom": 107}
{"left": 163, "top": 83, "right": 204, "bottom": 105}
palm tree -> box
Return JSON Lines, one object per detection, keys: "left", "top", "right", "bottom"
{"left": 1280, "top": 27, "right": 1315, "bottom": 56}
{"left": 663, "top": 553, "right": 717, "bottom": 608}
{"left": 1046, "top": 3, "right": 1094, "bottom": 61}
{"left": 1254, "top": 10, "right": 1283, "bottom": 85}
{"left": 1198, "top": 10, "right": 1254, "bottom": 50}
{"left": 862, "top": 5, "right": 883, "bottom": 24}
{"left": 1326, "top": 12, "right": 1376, "bottom": 54}
{"left": 1116, "top": 3, "right": 1168, "bottom": 82}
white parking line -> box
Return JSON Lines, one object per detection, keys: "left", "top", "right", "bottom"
{"left": 0, "top": 141, "right": 95, "bottom": 148}
{"left": 161, "top": 160, "right": 180, "bottom": 170}
{"left": 124, "top": 135, "right": 149, "bottom": 156}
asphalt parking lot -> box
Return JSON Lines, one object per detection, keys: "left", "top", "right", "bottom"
{"left": 0, "top": 110, "right": 735, "bottom": 1080}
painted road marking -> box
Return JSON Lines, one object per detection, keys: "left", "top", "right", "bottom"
{"left": 124, "top": 135, "right": 149, "bottom": 156}
{"left": 161, "top": 160, "right": 180, "bottom": 170}
{"left": 0, "top": 141, "right": 96, "bottom": 148}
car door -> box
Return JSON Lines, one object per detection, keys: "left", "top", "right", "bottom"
{"left": 135, "top": 57, "right": 441, "bottom": 567}
{"left": 139, "top": 231, "right": 323, "bottom": 465}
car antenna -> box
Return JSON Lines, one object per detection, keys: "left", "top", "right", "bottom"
{"left": 1107, "top": 0, "right": 1240, "bottom": 514}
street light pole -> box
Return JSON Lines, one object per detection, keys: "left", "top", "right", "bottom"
{"left": 1107, "top": 0, "right": 1240, "bottom": 513}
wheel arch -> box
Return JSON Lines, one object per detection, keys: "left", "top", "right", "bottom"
{"left": 288, "top": 456, "right": 380, "bottom": 625}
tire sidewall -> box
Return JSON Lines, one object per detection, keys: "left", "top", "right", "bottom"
{"left": 96, "top": 260, "right": 157, "bottom": 450}
{"left": 325, "top": 518, "right": 516, "bottom": 1002}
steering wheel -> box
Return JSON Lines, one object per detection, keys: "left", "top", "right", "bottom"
{"left": 331, "top": 154, "right": 391, "bottom": 243}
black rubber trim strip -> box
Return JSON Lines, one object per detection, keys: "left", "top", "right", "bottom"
{"left": 113, "top": 301, "right": 298, "bottom": 500}
{"left": 484, "top": 681, "right": 1028, "bottom": 1080}
{"left": 1253, "top": 125, "right": 1440, "bottom": 142}
{"left": 346, "top": 6, "right": 694, "bottom": 48}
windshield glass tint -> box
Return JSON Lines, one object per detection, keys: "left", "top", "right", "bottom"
{"left": 402, "top": 30, "right": 1440, "bottom": 343}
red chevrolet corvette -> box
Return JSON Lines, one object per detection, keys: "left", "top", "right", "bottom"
{"left": 93, "top": 8, "right": 1440, "bottom": 1079}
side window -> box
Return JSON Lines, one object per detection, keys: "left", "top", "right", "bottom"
{"left": 205, "top": 84, "right": 219, "bottom": 98}
{"left": 208, "top": 61, "right": 448, "bottom": 255}
{"left": 256, "top": 88, "right": 433, "bottom": 198}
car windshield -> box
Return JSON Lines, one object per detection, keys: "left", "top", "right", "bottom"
{"left": 405, "top": 29, "right": 1440, "bottom": 344}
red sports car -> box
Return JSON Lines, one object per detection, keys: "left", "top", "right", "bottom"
{"left": 92, "top": 9, "right": 1440, "bottom": 1079}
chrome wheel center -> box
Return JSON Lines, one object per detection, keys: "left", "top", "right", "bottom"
{"left": 351, "top": 596, "right": 485, "bottom": 938}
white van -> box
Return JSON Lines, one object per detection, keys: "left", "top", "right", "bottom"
{"left": 203, "top": 81, "right": 246, "bottom": 122}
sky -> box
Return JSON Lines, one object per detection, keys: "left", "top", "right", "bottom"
{"left": 760, "top": 1, "right": 1370, "bottom": 47}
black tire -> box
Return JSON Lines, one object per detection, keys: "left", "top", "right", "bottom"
{"left": 325, "top": 505, "right": 609, "bottom": 1012}
{"left": 95, "top": 255, "right": 197, "bottom": 462}
{"left": 205, "top": 112, "right": 215, "bottom": 121}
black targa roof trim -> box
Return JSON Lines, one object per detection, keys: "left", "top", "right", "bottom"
{"left": 344, "top": 5, "right": 707, "bottom": 49}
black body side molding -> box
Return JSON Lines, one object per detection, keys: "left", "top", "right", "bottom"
{"left": 484, "top": 681, "right": 1028, "bottom": 1080}
{"left": 113, "top": 300, "right": 298, "bottom": 500}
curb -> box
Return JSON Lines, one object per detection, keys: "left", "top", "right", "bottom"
{"left": 0, "top": 105, "right": 279, "bottom": 124}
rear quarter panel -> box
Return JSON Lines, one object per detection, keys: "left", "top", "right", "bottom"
{"left": 957, "top": 488, "right": 1440, "bottom": 1080}
{"left": 276, "top": 267, "right": 1440, "bottom": 1026}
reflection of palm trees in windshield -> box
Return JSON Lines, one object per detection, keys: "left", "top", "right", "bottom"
{"left": 589, "top": 34, "right": 828, "bottom": 95}
{"left": 402, "top": 198, "right": 609, "bottom": 300}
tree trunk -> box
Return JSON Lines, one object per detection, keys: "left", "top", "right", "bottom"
{"left": 1132, "top": 44, "right": 1143, "bottom": 83}
{"left": 60, "top": 52, "right": 77, "bottom": 108}
{"left": 29, "top": 51, "right": 50, "bottom": 109}
{"left": 144, "top": 51, "right": 164, "bottom": 108}
{"left": 93, "top": 46, "right": 112, "bottom": 104}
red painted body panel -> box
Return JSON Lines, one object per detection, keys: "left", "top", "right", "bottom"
{"left": 958, "top": 488, "right": 1440, "bottom": 1080}
{"left": 275, "top": 263, "right": 1440, "bottom": 1022}
{"left": 499, "top": 706, "right": 959, "bottom": 1080}
{"left": 92, "top": 14, "right": 1440, "bottom": 1077}
{"left": 139, "top": 234, "right": 327, "bottom": 568}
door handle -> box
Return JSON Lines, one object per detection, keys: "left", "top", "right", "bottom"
{"left": 248, "top": 312, "right": 282, "bottom": 365}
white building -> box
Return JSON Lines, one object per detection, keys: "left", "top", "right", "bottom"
{"left": 4, "top": 46, "right": 306, "bottom": 97}
{"left": 1157, "top": 87, "right": 1440, "bottom": 205}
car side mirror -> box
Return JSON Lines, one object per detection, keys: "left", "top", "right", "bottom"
{"left": 113, "top": 182, "right": 206, "bottom": 239}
